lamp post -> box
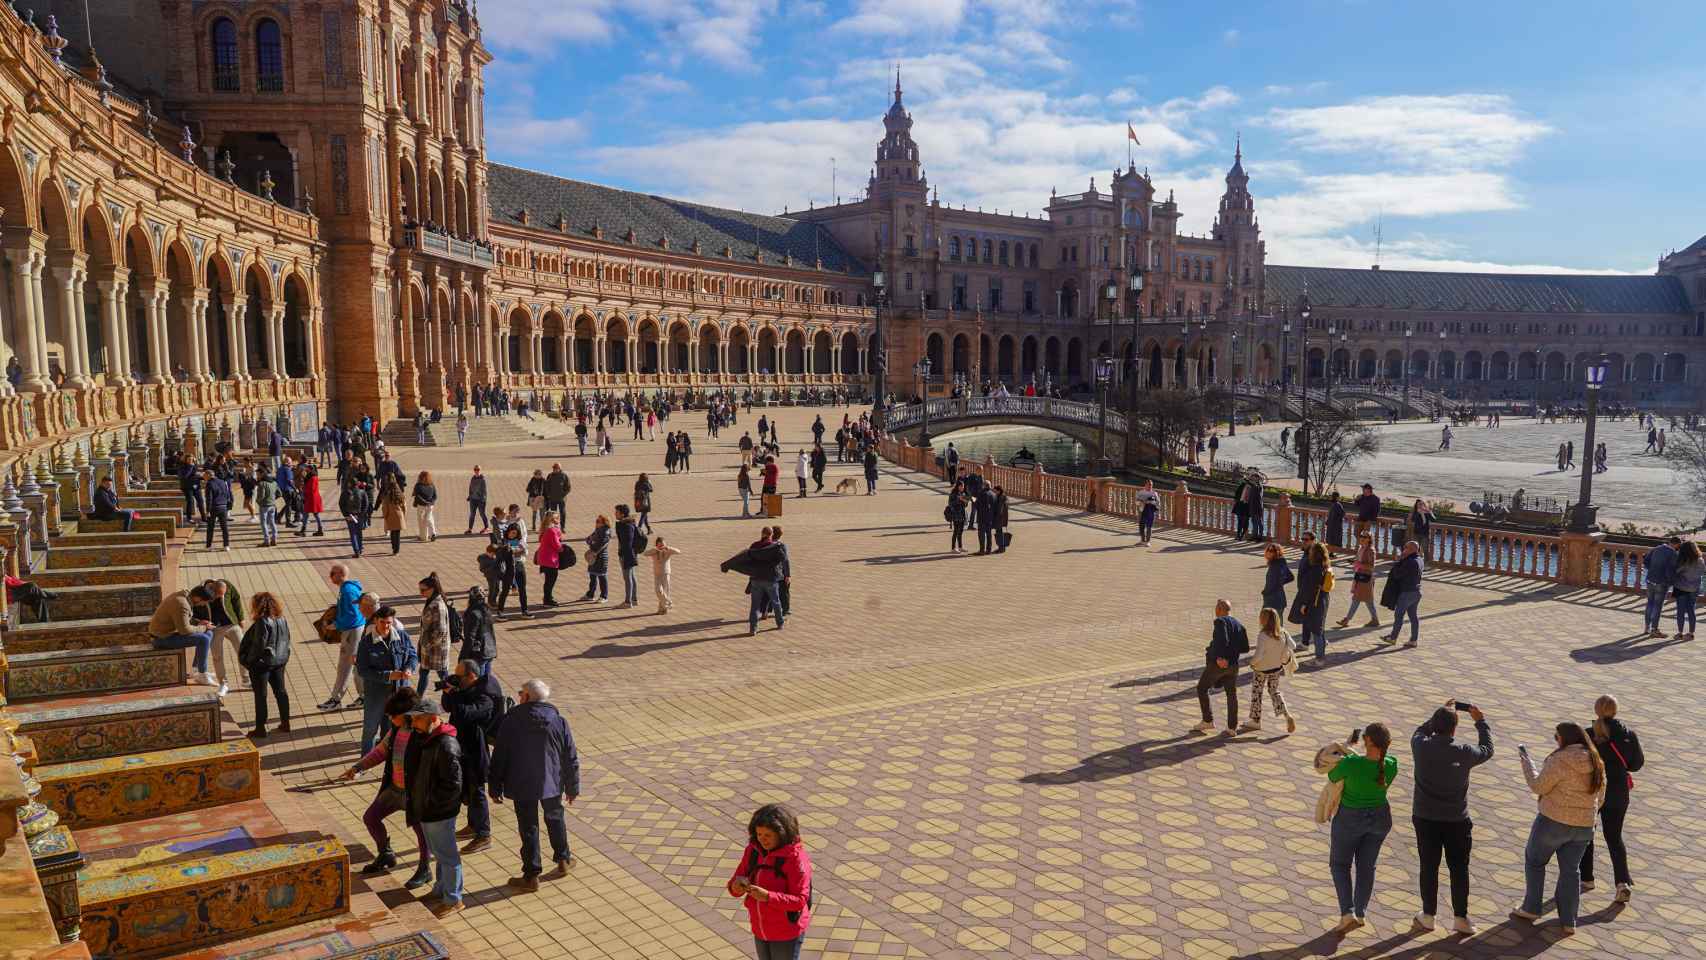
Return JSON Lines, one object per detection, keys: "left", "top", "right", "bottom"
{"left": 1402, "top": 323, "right": 1413, "bottom": 416}
{"left": 1228, "top": 327, "right": 1239, "bottom": 436}
{"left": 1127, "top": 271, "right": 1144, "bottom": 413}
{"left": 1297, "top": 292, "right": 1312, "bottom": 483}
{"left": 1532, "top": 346, "right": 1546, "bottom": 416}
{"left": 1280, "top": 309, "right": 1292, "bottom": 390}
{"left": 870, "top": 269, "right": 889, "bottom": 431}
{"left": 1093, "top": 354, "right": 1115, "bottom": 476}
{"left": 914, "top": 357, "right": 933, "bottom": 446}
{"left": 1569, "top": 354, "right": 1609, "bottom": 533}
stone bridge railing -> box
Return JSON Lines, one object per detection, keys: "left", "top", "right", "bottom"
{"left": 886, "top": 396, "right": 1126, "bottom": 435}
{"left": 879, "top": 437, "right": 1650, "bottom": 593}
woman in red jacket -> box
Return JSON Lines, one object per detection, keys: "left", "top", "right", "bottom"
{"left": 296, "top": 462, "right": 325, "bottom": 536}
{"left": 727, "top": 803, "right": 812, "bottom": 959}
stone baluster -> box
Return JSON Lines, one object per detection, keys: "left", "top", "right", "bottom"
{"left": 128, "top": 428, "right": 150, "bottom": 486}
{"left": 18, "top": 461, "right": 47, "bottom": 552}
{"left": 146, "top": 425, "right": 163, "bottom": 476}
{"left": 52, "top": 445, "right": 78, "bottom": 522}
{"left": 3, "top": 473, "right": 31, "bottom": 571}
{"left": 72, "top": 441, "right": 92, "bottom": 516}
{"left": 35, "top": 454, "right": 60, "bottom": 538}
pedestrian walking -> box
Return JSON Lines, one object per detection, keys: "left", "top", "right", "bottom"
{"left": 991, "top": 485, "right": 1010, "bottom": 553}
{"left": 1641, "top": 535, "right": 1679, "bottom": 637}
{"left": 297, "top": 462, "right": 324, "bottom": 536}
{"left": 1244, "top": 607, "right": 1298, "bottom": 734}
{"left": 402, "top": 701, "right": 466, "bottom": 918}
{"left": 379, "top": 474, "right": 406, "bottom": 555}
{"left": 202, "top": 467, "right": 232, "bottom": 551}
{"left": 1134, "top": 480, "right": 1161, "bottom": 545}
{"left": 1410, "top": 702, "right": 1493, "bottom": 934}
{"left": 497, "top": 523, "right": 531, "bottom": 618}
{"left": 465, "top": 465, "right": 489, "bottom": 535}
{"left": 726, "top": 803, "right": 814, "bottom": 960}
{"left": 1510, "top": 722, "right": 1607, "bottom": 935}
{"left": 615, "top": 505, "right": 642, "bottom": 609}
{"left": 355, "top": 605, "right": 418, "bottom": 756}
{"left": 415, "top": 574, "right": 452, "bottom": 694}
{"left": 1261, "top": 542, "right": 1294, "bottom": 617}
{"left": 634, "top": 474, "right": 654, "bottom": 534}
{"left": 526, "top": 469, "right": 546, "bottom": 528}
{"left": 1580, "top": 695, "right": 1642, "bottom": 904}
{"left": 339, "top": 688, "right": 430, "bottom": 887}
{"left": 459, "top": 586, "right": 498, "bottom": 676}
{"left": 489, "top": 678, "right": 580, "bottom": 890}
{"left": 1325, "top": 491, "right": 1346, "bottom": 549}
{"left": 1327, "top": 723, "right": 1397, "bottom": 933}
{"left": 1672, "top": 540, "right": 1701, "bottom": 638}
{"left": 339, "top": 475, "right": 372, "bottom": 558}
{"left": 544, "top": 463, "right": 570, "bottom": 522}
{"left": 1231, "top": 472, "right": 1251, "bottom": 540}
{"left": 1192, "top": 600, "right": 1249, "bottom": 736}
{"left": 237, "top": 591, "right": 292, "bottom": 739}
{"left": 456, "top": 410, "right": 468, "bottom": 445}
{"left": 1337, "top": 531, "right": 1381, "bottom": 628}
{"left": 863, "top": 447, "right": 878, "bottom": 494}
{"left": 1380, "top": 540, "right": 1424, "bottom": 646}
{"left": 442, "top": 659, "right": 502, "bottom": 855}
{"left": 794, "top": 450, "right": 809, "bottom": 498}
{"left": 944, "top": 482, "right": 968, "bottom": 553}
{"left": 412, "top": 471, "right": 439, "bottom": 543}
{"left": 254, "top": 468, "right": 280, "bottom": 547}
{"left": 646, "top": 536, "right": 682, "bottom": 613}
{"left": 1293, "top": 542, "right": 1334, "bottom": 662}
{"left": 737, "top": 464, "right": 754, "bottom": 517}
{"left": 582, "top": 515, "right": 611, "bottom": 603}
{"left": 535, "top": 513, "right": 567, "bottom": 606}
{"left": 319, "top": 564, "right": 366, "bottom": 710}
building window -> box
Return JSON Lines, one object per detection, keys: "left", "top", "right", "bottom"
{"left": 949, "top": 237, "right": 960, "bottom": 260}
{"left": 903, "top": 272, "right": 913, "bottom": 292}
{"left": 1205, "top": 259, "right": 1214, "bottom": 282}
{"left": 256, "top": 19, "right": 286, "bottom": 92}
{"left": 999, "top": 240, "right": 1008, "bottom": 265}
{"left": 211, "top": 18, "right": 239, "bottom": 91}
{"left": 988, "top": 281, "right": 1003, "bottom": 311}
{"left": 953, "top": 274, "right": 967, "bottom": 309}
{"left": 982, "top": 239, "right": 992, "bottom": 263}
{"left": 1023, "top": 281, "right": 1037, "bottom": 313}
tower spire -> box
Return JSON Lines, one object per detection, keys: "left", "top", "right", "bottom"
{"left": 894, "top": 64, "right": 902, "bottom": 104}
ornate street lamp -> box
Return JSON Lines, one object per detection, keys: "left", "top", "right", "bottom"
{"left": 1093, "top": 354, "right": 1116, "bottom": 476}
{"left": 1569, "top": 354, "right": 1609, "bottom": 533}
{"left": 1402, "top": 323, "right": 1413, "bottom": 415}
{"left": 1296, "top": 291, "right": 1312, "bottom": 482}
{"left": 914, "top": 356, "right": 933, "bottom": 446}
{"left": 870, "top": 269, "right": 889, "bottom": 431}
{"left": 1127, "top": 271, "right": 1144, "bottom": 413}
{"left": 1228, "top": 327, "right": 1240, "bottom": 436}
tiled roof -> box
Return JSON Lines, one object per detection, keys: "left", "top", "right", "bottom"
{"left": 1676, "top": 235, "right": 1706, "bottom": 257}
{"left": 1264, "top": 264, "right": 1690, "bottom": 315}
{"left": 486, "top": 164, "right": 868, "bottom": 276}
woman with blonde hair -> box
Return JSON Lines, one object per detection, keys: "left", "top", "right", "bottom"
{"left": 1337, "top": 530, "right": 1380, "bottom": 628}
{"left": 1242, "top": 607, "right": 1297, "bottom": 734}
{"left": 1580, "top": 695, "right": 1643, "bottom": 903}
{"left": 1511, "top": 721, "right": 1607, "bottom": 935}
{"left": 1291, "top": 541, "right": 1334, "bottom": 662}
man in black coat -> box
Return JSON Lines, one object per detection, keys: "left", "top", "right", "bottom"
{"left": 442, "top": 660, "right": 503, "bottom": 853}
{"left": 402, "top": 702, "right": 465, "bottom": 916}
{"left": 1194, "top": 600, "right": 1249, "bottom": 736}
{"left": 973, "top": 486, "right": 997, "bottom": 554}
{"left": 489, "top": 678, "right": 580, "bottom": 891}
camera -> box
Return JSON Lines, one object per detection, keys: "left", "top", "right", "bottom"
{"left": 1454, "top": 701, "right": 1477, "bottom": 714}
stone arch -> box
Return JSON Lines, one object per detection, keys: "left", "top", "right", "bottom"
{"left": 1331, "top": 346, "right": 1351, "bottom": 379}
{"left": 605, "top": 315, "right": 629, "bottom": 373}
{"left": 1148, "top": 341, "right": 1165, "bottom": 387}
{"left": 1409, "top": 348, "right": 1429, "bottom": 380}
{"left": 926, "top": 331, "right": 945, "bottom": 375}
{"left": 1357, "top": 348, "right": 1377, "bottom": 379}
{"left": 163, "top": 238, "right": 200, "bottom": 380}
{"left": 1463, "top": 350, "right": 1484, "bottom": 380}
{"left": 841, "top": 330, "right": 860, "bottom": 375}
{"left": 1383, "top": 348, "right": 1402, "bottom": 380}
{"left": 784, "top": 328, "right": 806, "bottom": 375}
{"left": 1438, "top": 350, "right": 1457, "bottom": 380}
{"left": 1066, "top": 338, "right": 1083, "bottom": 379}
{"left": 700, "top": 322, "right": 722, "bottom": 373}
{"left": 283, "top": 271, "right": 312, "bottom": 377}
{"left": 1517, "top": 351, "right": 1540, "bottom": 381}
{"left": 1544, "top": 351, "right": 1567, "bottom": 382}
{"left": 813, "top": 329, "right": 833, "bottom": 375}
{"left": 1632, "top": 352, "right": 1656, "bottom": 382}
{"left": 573, "top": 312, "right": 596, "bottom": 372}
{"left": 637, "top": 317, "right": 661, "bottom": 374}
{"left": 0, "top": 146, "right": 33, "bottom": 235}
{"left": 541, "top": 308, "right": 567, "bottom": 374}
{"left": 997, "top": 335, "right": 1015, "bottom": 378}
{"left": 667, "top": 319, "right": 691, "bottom": 373}
{"left": 757, "top": 325, "right": 779, "bottom": 373}
{"left": 204, "top": 253, "right": 239, "bottom": 378}
{"left": 1021, "top": 335, "right": 1038, "bottom": 380}
{"left": 951, "top": 333, "right": 971, "bottom": 379}
{"left": 1044, "top": 336, "right": 1061, "bottom": 379}
{"left": 729, "top": 323, "right": 752, "bottom": 375}
{"left": 1489, "top": 351, "right": 1511, "bottom": 380}
{"left": 398, "top": 155, "right": 419, "bottom": 221}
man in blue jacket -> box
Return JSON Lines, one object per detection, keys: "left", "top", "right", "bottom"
{"left": 1193, "top": 599, "right": 1249, "bottom": 736}
{"left": 202, "top": 467, "right": 232, "bottom": 552}
{"left": 1642, "top": 536, "right": 1680, "bottom": 638}
{"left": 319, "top": 564, "right": 367, "bottom": 712}
{"left": 355, "top": 604, "right": 417, "bottom": 755}
{"left": 489, "top": 678, "right": 580, "bottom": 891}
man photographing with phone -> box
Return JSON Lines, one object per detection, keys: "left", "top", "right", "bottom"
{"left": 1410, "top": 700, "right": 1494, "bottom": 934}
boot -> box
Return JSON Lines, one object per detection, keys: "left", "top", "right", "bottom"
{"left": 360, "top": 848, "right": 398, "bottom": 876}
{"left": 403, "top": 859, "right": 433, "bottom": 889}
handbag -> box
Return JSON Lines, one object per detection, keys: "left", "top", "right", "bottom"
{"left": 1608, "top": 741, "right": 1635, "bottom": 790}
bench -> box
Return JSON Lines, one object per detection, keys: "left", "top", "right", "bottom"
{"left": 10, "top": 686, "right": 222, "bottom": 763}
{"left": 46, "top": 543, "right": 164, "bottom": 570}
{"left": 35, "top": 739, "right": 260, "bottom": 829}
{"left": 3, "top": 644, "right": 185, "bottom": 701}
{"left": 1, "top": 615, "right": 153, "bottom": 655}
{"left": 13, "top": 583, "right": 162, "bottom": 624}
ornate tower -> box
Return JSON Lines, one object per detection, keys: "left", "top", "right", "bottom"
{"left": 865, "top": 71, "right": 929, "bottom": 311}
{"left": 870, "top": 71, "right": 924, "bottom": 189}
{"left": 1214, "top": 138, "right": 1265, "bottom": 307}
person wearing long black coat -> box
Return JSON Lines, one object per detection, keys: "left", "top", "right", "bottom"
{"left": 1326, "top": 492, "right": 1347, "bottom": 549}
{"left": 441, "top": 661, "right": 503, "bottom": 852}
{"left": 1262, "top": 542, "right": 1295, "bottom": 617}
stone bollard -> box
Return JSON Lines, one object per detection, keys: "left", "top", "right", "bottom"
{"left": 147, "top": 425, "right": 164, "bottom": 476}
{"left": 1275, "top": 493, "right": 1294, "bottom": 545}
{"left": 1557, "top": 530, "right": 1606, "bottom": 588}
{"left": 4, "top": 473, "right": 31, "bottom": 571}
{"left": 238, "top": 412, "right": 256, "bottom": 450}
{"left": 52, "top": 446, "right": 78, "bottom": 522}
{"left": 1172, "top": 481, "right": 1192, "bottom": 529}
{"left": 128, "top": 429, "right": 150, "bottom": 485}
{"left": 255, "top": 417, "right": 272, "bottom": 454}
{"left": 36, "top": 455, "right": 60, "bottom": 538}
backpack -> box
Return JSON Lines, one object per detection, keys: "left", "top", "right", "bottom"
{"left": 634, "top": 533, "right": 650, "bottom": 556}
{"left": 444, "top": 596, "right": 465, "bottom": 650}
{"left": 1321, "top": 569, "right": 1336, "bottom": 594}
{"left": 484, "top": 689, "right": 513, "bottom": 739}
{"left": 743, "top": 847, "right": 814, "bottom": 925}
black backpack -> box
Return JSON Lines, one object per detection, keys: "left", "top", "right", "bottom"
{"left": 743, "top": 847, "right": 814, "bottom": 924}
{"left": 484, "top": 686, "right": 513, "bottom": 739}
{"left": 444, "top": 596, "right": 465, "bottom": 649}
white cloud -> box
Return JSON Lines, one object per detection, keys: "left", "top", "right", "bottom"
{"left": 479, "top": 0, "right": 621, "bottom": 56}
{"left": 621, "top": 73, "right": 693, "bottom": 96}
{"left": 1265, "top": 94, "right": 1551, "bottom": 168}
{"left": 1222, "top": 28, "right": 1240, "bottom": 47}
{"left": 487, "top": 113, "right": 587, "bottom": 157}
{"left": 835, "top": 0, "right": 969, "bottom": 35}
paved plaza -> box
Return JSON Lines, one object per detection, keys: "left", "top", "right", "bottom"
{"left": 188, "top": 406, "right": 1700, "bottom": 960}
{"left": 1218, "top": 417, "right": 1699, "bottom": 530}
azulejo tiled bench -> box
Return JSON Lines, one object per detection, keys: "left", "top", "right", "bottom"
{"left": 4, "top": 644, "right": 186, "bottom": 702}
{"left": 12, "top": 583, "right": 163, "bottom": 624}
{"left": 46, "top": 544, "right": 165, "bottom": 570}
{"left": 10, "top": 687, "right": 223, "bottom": 764}
{"left": 34, "top": 739, "right": 260, "bottom": 829}
{"left": 1, "top": 615, "right": 154, "bottom": 656}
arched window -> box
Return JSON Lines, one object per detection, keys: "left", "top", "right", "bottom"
{"left": 999, "top": 240, "right": 1008, "bottom": 264}
{"left": 211, "top": 18, "right": 239, "bottom": 91}
{"left": 949, "top": 237, "right": 960, "bottom": 260}
{"left": 1030, "top": 243, "right": 1039, "bottom": 267}
{"left": 982, "top": 239, "right": 992, "bottom": 263}
{"left": 256, "top": 19, "right": 285, "bottom": 92}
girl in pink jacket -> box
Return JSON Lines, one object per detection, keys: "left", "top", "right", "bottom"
{"left": 726, "top": 803, "right": 812, "bottom": 959}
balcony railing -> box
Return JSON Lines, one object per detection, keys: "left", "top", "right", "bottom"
{"left": 403, "top": 227, "right": 497, "bottom": 268}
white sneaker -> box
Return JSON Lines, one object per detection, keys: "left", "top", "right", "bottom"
{"left": 1413, "top": 912, "right": 1435, "bottom": 931}
{"left": 1192, "top": 720, "right": 1216, "bottom": 734}
{"left": 216, "top": 682, "right": 229, "bottom": 699}
{"left": 1237, "top": 721, "right": 1262, "bottom": 733}
{"left": 1451, "top": 916, "right": 1477, "bottom": 935}
{"left": 1616, "top": 883, "right": 1633, "bottom": 903}
{"left": 189, "top": 673, "right": 217, "bottom": 687}
{"left": 317, "top": 698, "right": 342, "bottom": 712}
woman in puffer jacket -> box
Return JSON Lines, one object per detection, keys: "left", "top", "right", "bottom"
{"left": 1511, "top": 721, "right": 1606, "bottom": 936}
{"left": 726, "top": 803, "right": 812, "bottom": 960}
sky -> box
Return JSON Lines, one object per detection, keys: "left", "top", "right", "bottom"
{"left": 475, "top": 0, "right": 1704, "bottom": 276}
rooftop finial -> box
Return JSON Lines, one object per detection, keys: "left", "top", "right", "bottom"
{"left": 894, "top": 64, "right": 902, "bottom": 103}
{"left": 1235, "top": 131, "right": 1241, "bottom": 163}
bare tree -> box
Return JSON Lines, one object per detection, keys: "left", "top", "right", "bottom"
{"left": 1261, "top": 410, "right": 1381, "bottom": 496}
{"left": 1665, "top": 428, "right": 1706, "bottom": 527}
{"left": 1128, "top": 388, "right": 1226, "bottom": 468}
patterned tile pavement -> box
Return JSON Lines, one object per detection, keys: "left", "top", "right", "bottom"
{"left": 181, "top": 407, "right": 1704, "bottom": 959}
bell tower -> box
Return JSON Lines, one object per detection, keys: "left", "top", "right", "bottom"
{"left": 868, "top": 70, "right": 926, "bottom": 197}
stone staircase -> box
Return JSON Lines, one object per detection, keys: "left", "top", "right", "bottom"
{"left": 380, "top": 412, "right": 554, "bottom": 447}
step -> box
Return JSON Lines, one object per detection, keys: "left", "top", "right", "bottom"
{"left": 47, "top": 544, "right": 164, "bottom": 571}
{"left": 35, "top": 740, "right": 260, "bottom": 829}
{"left": 2, "top": 616, "right": 154, "bottom": 655}
{"left": 166, "top": 918, "right": 447, "bottom": 960}
{"left": 75, "top": 799, "right": 348, "bottom": 960}
{"left": 4, "top": 644, "right": 186, "bottom": 701}
{"left": 12, "top": 583, "right": 161, "bottom": 624}
{"left": 30, "top": 565, "right": 160, "bottom": 590}
{"left": 48, "top": 529, "right": 170, "bottom": 553}
{"left": 70, "top": 515, "right": 181, "bottom": 539}
{"left": 11, "top": 686, "right": 223, "bottom": 764}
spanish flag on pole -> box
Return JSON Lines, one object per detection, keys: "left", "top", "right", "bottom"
{"left": 1127, "top": 122, "right": 1140, "bottom": 144}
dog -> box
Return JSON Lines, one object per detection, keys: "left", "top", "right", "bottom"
{"left": 834, "top": 477, "right": 860, "bottom": 495}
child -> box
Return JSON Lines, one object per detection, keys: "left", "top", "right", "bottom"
{"left": 478, "top": 543, "right": 503, "bottom": 603}
{"left": 239, "top": 461, "right": 259, "bottom": 523}
{"left": 645, "top": 536, "right": 683, "bottom": 614}
{"left": 726, "top": 804, "right": 812, "bottom": 959}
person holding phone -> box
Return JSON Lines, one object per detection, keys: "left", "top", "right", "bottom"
{"left": 727, "top": 804, "right": 813, "bottom": 960}
{"left": 1511, "top": 722, "right": 1607, "bottom": 935}
{"left": 1410, "top": 701, "right": 1494, "bottom": 933}
{"left": 1327, "top": 722, "right": 1397, "bottom": 933}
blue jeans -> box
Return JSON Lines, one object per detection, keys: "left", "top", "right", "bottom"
{"left": 346, "top": 517, "right": 364, "bottom": 555}
{"left": 1521, "top": 814, "right": 1592, "bottom": 926}
{"left": 1387, "top": 591, "right": 1421, "bottom": 643}
{"left": 420, "top": 816, "right": 463, "bottom": 905}
{"left": 465, "top": 786, "right": 491, "bottom": 840}
{"left": 153, "top": 631, "right": 213, "bottom": 673}
{"left": 1676, "top": 590, "right": 1697, "bottom": 634}
{"left": 1643, "top": 582, "right": 1668, "bottom": 630}
{"left": 754, "top": 937, "right": 804, "bottom": 960}
{"left": 585, "top": 573, "right": 607, "bottom": 600}
{"left": 359, "top": 680, "right": 394, "bottom": 755}
{"left": 468, "top": 502, "right": 488, "bottom": 530}
{"left": 415, "top": 667, "right": 446, "bottom": 695}
{"left": 1329, "top": 804, "right": 1392, "bottom": 918}
{"left": 298, "top": 510, "right": 323, "bottom": 535}
{"left": 515, "top": 794, "right": 571, "bottom": 875}
{"left": 622, "top": 566, "right": 638, "bottom": 604}
{"left": 740, "top": 489, "right": 751, "bottom": 515}
{"left": 259, "top": 506, "right": 278, "bottom": 542}
{"left": 748, "top": 581, "right": 784, "bottom": 632}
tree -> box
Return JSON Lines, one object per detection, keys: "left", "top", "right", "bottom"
{"left": 1665, "top": 427, "right": 1706, "bottom": 528}
{"left": 1128, "top": 387, "right": 1226, "bottom": 468}
{"left": 1260, "top": 409, "right": 1381, "bottom": 496}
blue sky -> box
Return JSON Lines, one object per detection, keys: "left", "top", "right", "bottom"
{"left": 477, "top": 0, "right": 1703, "bottom": 274}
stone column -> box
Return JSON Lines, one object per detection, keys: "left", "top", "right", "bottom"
{"left": 97, "top": 280, "right": 129, "bottom": 383}
{"left": 266, "top": 305, "right": 286, "bottom": 379}
{"left": 54, "top": 266, "right": 92, "bottom": 387}
{"left": 142, "top": 287, "right": 169, "bottom": 383}
{"left": 28, "top": 253, "right": 54, "bottom": 391}
{"left": 8, "top": 249, "right": 50, "bottom": 392}
{"left": 179, "top": 296, "right": 205, "bottom": 381}
{"left": 224, "top": 300, "right": 247, "bottom": 380}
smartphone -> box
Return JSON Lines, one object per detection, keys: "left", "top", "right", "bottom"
{"left": 1348, "top": 727, "right": 1362, "bottom": 744}
{"left": 1454, "top": 702, "right": 1477, "bottom": 714}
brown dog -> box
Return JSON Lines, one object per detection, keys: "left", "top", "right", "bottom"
{"left": 834, "top": 477, "right": 859, "bottom": 495}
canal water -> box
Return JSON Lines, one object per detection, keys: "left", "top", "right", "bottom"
{"left": 934, "top": 426, "right": 1091, "bottom": 476}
